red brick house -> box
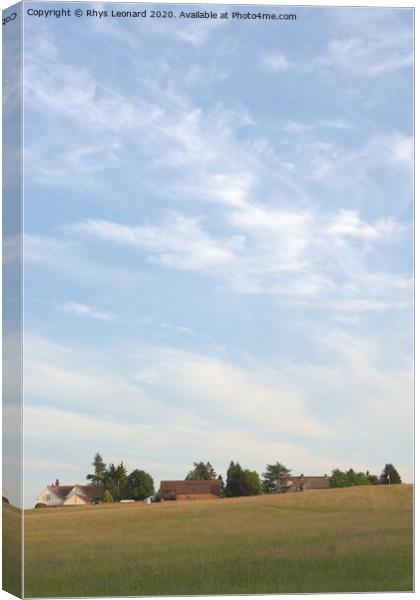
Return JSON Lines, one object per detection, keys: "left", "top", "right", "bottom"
{"left": 159, "top": 480, "right": 222, "bottom": 501}
{"left": 278, "top": 473, "right": 330, "bottom": 493}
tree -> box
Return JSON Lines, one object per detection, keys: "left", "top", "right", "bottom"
{"left": 127, "top": 469, "right": 155, "bottom": 500}
{"left": 103, "top": 461, "right": 128, "bottom": 500}
{"left": 347, "top": 469, "right": 371, "bottom": 486}
{"left": 217, "top": 474, "right": 225, "bottom": 497}
{"left": 103, "top": 490, "right": 113, "bottom": 503}
{"left": 185, "top": 461, "right": 217, "bottom": 480}
{"left": 87, "top": 452, "right": 106, "bottom": 484}
{"left": 330, "top": 468, "right": 373, "bottom": 488}
{"left": 243, "top": 470, "right": 263, "bottom": 495}
{"left": 380, "top": 464, "right": 402, "bottom": 485}
{"left": 225, "top": 461, "right": 251, "bottom": 497}
{"left": 261, "top": 462, "right": 290, "bottom": 493}
{"left": 103, "top": 463, "right": 118, "bottom": 498}
{"left": 330, "top": 468, "right": 349, "bottom": 488}
{"left": 115, "top": 461, "right": 128, "bottom": 498}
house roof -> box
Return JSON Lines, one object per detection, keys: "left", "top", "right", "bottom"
{"left": 47, "top": 485, "right": 74, "bottom": 499}
{"left": 78, "top": 484, "right": 103, "bottom": 499}
{"left": 281, "top": 475, "right": 330, "bottom": 489}
{"left": 48, "top": 484, "right": 103, "bottom": 500}
{"left": 160, "top": 480, "right": 222, "bottom": 495}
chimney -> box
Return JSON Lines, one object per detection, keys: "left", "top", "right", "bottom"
{"left": 300, "top": 473, "right": 304, "bottom": 479}
{"left": 55, "top": 479, "right": 59, "bottom": 487}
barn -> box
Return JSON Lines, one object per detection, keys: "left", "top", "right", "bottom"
{"left": 159, "top": 480, "right": 222, "bottom": 501}
{"left": 278, "top": 473, "right": 331, "bottom": 493}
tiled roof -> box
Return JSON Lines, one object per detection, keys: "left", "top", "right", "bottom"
{"left": 78, "top": 484, "right": 103, "bottom": 498}
{"left": 281, "top": 475, "right": 330, "bottom": 489}
{"left": 48, "top": 485, "right": 74, "bottom": 499}
{"left": 160, "top": 480, "right": 222, "bottom": 495}
{"left": 49, "top": 484, "right": 103, "bottom": 500}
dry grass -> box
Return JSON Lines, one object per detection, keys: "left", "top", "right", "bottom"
{"left": 22, "top": 484, "right": 413, "bottom": 597}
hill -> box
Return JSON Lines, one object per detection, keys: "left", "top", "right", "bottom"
{"left": 22, "top": 484, "right": 412, "bottom": 596}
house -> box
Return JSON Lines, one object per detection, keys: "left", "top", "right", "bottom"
{"left": 36, "top": 479, "right": 103, "bottom": 506}
{"left": 159, "top": 480, "right": 222, "bottom": 501}
{"left": 278, "top": 473, "right": 330, "bottom": 493}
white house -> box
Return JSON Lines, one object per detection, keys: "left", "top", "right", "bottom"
{"left": 36, "top": 480, "right": 103, "bottom": 507}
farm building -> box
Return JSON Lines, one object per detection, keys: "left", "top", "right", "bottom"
{"left": 278, "top": 473, "right": 331, "bottom": 493}
{"left": 36, "top": 480, "right": 103, "bottom": 506}
{"left": 160, "top": 480, "right": 222, "bottom": 501}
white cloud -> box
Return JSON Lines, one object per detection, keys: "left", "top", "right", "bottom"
{"left": 325, "top": 210, "right": 399, "bottom": 240}
{"left": 26, "top": 63, "right": 143, "bottom": 134}
{"left": 23, "top": 234, "right": 139, "bottom": 285}
{"left": 56, "top": 301, "right": 115, "bottom": 322}
{"left": 284, "top": 119, "right": 349, "bottom": 133}
{"left": 390, "top": 135, "right": 414, "bottom": 168}
{"left": 260, "top": 52, "right": 293, "bottom": 72}
{"left": 136, "top": 346, "right": 335, "bottom": 440}
{"left": 173, "top": 20, "right": 223, "bottom": 47}
{"left": 69, "top": 214, "right": 244, "bottom": 272}
{"left": 185, "top": 63, "right": 229, "bottom": 86}
{"left": 24, "top": 234, "right": 74, "bottom": 265}
{"left": 311, "top": 33, "right": 413, "bottom": 77}
{"left": 175, "top": 325, "right": 193, "bottom": 335}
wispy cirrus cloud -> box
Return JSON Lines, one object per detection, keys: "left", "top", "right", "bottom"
{"left": 283, "top": 119, "right": 350, "bottom": 133}
{"left": 25, "top": 34, "right": 408, "bottom": 313}
{"left": 69, "top": 214, "right": 244, "bottom": 272}
{"left": 312, "top": 35, "right": 412, "bottom": 76}
{"left": 65, "top": 202, "right": 408, "bottom": 312}
{"left": 56, "top": 301, "right": 115, "bottom": 322}
{"left": 262, "top": 24, "right": 413, "bottom": 80}
{"left": 24, "top": 234, "right": 138, "bottom": 285}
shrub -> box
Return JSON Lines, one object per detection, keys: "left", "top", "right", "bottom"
{"left": 35, "top": 503, "right": 46, "bottom": 509}
{"left": 103, "top": 490, "right": 113, "bottom": 503}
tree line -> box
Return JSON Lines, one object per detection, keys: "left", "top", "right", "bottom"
{"left": 87, "top": 454, "right": 402, "bottom": 502}
{"left": 87, "top": 453, "right": 155, "bottom": 502}
{"left": 330, "top": 464, "right": 402, "bottom": 488}
{"left": 181, "top": 460, "right": 402, "bottom": 497}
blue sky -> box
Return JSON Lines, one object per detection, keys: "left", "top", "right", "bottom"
{"left": 19, "top": 4, "right": 413, "bottom": 507}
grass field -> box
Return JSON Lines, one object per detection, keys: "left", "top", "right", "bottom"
{"left": 2, "top": 503, "right": 22, "bottom": 597}
{"left": 21, "top": 485, "right": 412, "bottom": 597}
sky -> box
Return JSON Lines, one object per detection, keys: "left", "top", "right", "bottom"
{"left": 15, "top": 3, "right": 414, "bottom": 507}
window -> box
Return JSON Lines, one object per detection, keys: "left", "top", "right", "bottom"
{"left": 45, "top": 494, "right": 51, "bottom": 501}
